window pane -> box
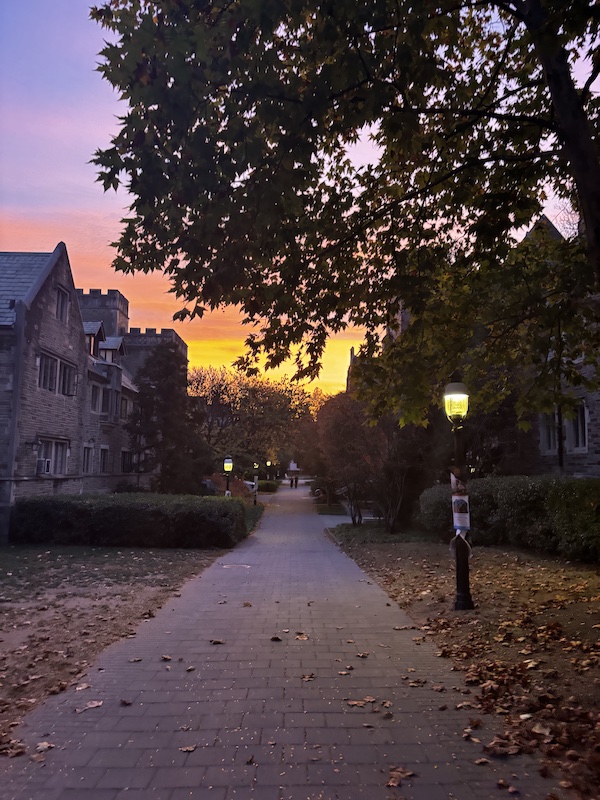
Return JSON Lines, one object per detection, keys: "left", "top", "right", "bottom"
{"left": 58, "top": 362, "right": 76, "bottom": 395}
{"left": 100, "top": 449, "right": 109, "bottom": 473}
{"left": 39, "top": 354, "right": 57, "bottom": 391}
{"left": 56, "top": 288, "right": 69, "bottom": 322}
{"left": 83, "top": 447, "right": 93, "bottom": 473}
{"left": 53, "top": 442, "right": 67, "bottom": 474}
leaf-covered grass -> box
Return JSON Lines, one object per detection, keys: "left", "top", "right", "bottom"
{"left": 338, "top": 537, "right": 600, "bottom": 798}
{"left": 0, "top": 545, "right": 215, "bottom": 601}
{"left": 315, "top": 503, "right": 348, "bottom": 515}
{"left": 330, "top": 521, "right": 443, "bottom": 544}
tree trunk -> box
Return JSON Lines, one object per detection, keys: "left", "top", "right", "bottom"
{"left": 520, "top": 0, "right": 600, "bottom": 285}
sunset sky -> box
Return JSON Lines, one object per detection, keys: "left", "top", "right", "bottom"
{"left": 0, "top": 0, "right": 363, "bottom": 394}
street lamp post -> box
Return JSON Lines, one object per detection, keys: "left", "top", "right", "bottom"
{"left": 253, "top": 463, "right": 259, "bottom": 505}
{"left": 223, "top": 455, "right": 233, "bottom": 497}
{"left": 444, "top": 377, "right": 475, "bottom": 611}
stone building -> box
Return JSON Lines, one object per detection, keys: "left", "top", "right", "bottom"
{"left": 0, "top": 243, "right": 189, "bottom": 542}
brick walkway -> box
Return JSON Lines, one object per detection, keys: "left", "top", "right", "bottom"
{"left": 2, "top": 485, "right": 564, "bottom": 800}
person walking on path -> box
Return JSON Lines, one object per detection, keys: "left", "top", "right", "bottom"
{"left": 2, "top": 484, "right": 565, "bottom": 799}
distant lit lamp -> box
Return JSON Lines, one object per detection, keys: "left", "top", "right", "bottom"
{"left": 443, "top": 376, "right": 474, "bottom": 611}
{"left": 266, "top": 460, "right": 271, "bottom": 479}
{"left": 224, "top": 455, "right": 233, "bottom": 497}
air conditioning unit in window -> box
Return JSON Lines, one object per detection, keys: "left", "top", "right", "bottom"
{"left": 36, "top": 458, "right": 51, "bottom": 475}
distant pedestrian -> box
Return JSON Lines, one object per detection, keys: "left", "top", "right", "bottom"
{"left": 294, "top": 476, "right": 298, "bottom": 488}
{"left": 290, "top": 477, "right": 294, "bottom": 488}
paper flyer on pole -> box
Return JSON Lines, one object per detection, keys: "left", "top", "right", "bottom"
{"left": 450, "top": 470, "right": 470, "bottom": 532}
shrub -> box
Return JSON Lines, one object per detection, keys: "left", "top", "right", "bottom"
{"left": 468, "top": 477, "right": 503, "bottom": 545}
{"left": 546, "top": 479, "right": 600, "bottom": 562}
{"left": 419, "top": 475, "right": 600, "bottom": 562}
{"left": 494, "top": 476, "right": 558, "bottom": 552}
{"left": 418, "top": 484, "right": 452, "bottom": 533}
{"left": 257, "top": 480, "right": 279, "bottom": 493}
{"left": 419, "top": 479, "right": 503, "bottom": 545}
{"left": 10, "top": 494, "right": 250, "bottom": 549}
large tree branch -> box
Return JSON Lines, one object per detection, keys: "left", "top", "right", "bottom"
{"left": 520, "top": 0, "right": 600, "bottom": 283}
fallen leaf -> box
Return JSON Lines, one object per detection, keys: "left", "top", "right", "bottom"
{"left": 210, "top": 639, "right": 224, "bottom": 645}
{"left": 75, "top": 700, "right": 103, "bottom": 714}
{"left": 386, "top": 766, "right": 416, "bottom": 787}
{"left": 161, "top": 654, "right": 172, "bottom": 661}
{"left": 35, "top": 742, "right": 54, "bottom": 753}
{"left": 120, "top": 699, "right": 133, "bottom": 706}
{"left": 179, "top": 745, "right": 197, "bottom": 752}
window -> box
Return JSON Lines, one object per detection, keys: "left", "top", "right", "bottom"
{"left": 58, "top": 362, "right": 76, "bottom": 395}
{"left": 99, "top": 349, "right": 115, "bottom": 363}
{"left": 39, "top": 353, "right": 76, "bottom": 396}
{"left": 83, "top": 446, "right": 93, "bottom": 474}
{"left": 99, "top": 447, "right": 110, "bottom": 473}
{"left": 540, "top": 412, "right": 558, "bottom": 454}
{"left": 121, "top": 450, "right": 134, "bottom": 473}
{"left": 91, "top": 384, "right": 101, "bottom": 412}
{"left": 101, "top": 388, "right": 111, "bottom": 414}
{"left": 566, "top": 404, "right": 588, "bottom": 452}
{"left": 56, "top": 287, "right": 69, "bottom": 322}
{"left": 38, "top": 439, "right": 68, "bottom": 475}
{"left": 39, "top": 353, "right": 58, "bottom": 391}
{"left": 120, "top": 397, "right": 129, "bottom": 419}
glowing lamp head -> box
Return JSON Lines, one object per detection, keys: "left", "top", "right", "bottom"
{"left": 223, "top": 455, "right": 233, "bottom": 473}
{"left": 444, "top": 381, "right": 469, "bottom": 423}
{"left": 266, "top": 460, "right": 271, "bottom": 467}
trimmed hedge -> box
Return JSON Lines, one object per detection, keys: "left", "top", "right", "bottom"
{"left": 257, "top": 480, "right": 279, "bottom": 493}
{"left": 547, "top": 479, "right": 600, "bottom": 562}
{"left": 10, "top": 494, "right": 251, "bottom": 549}
{"left": 419, "top": 476, "right": 600, "bottom": 563}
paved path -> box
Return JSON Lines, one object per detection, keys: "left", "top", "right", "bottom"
{"left": 3, "top": 485, "right": 563, "bottom": 800}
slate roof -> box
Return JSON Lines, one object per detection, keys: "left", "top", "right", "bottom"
{"left": 121, "top": 371, "right": 137, "bottom": 393}
{"left": 83, "top": 321, "right": 106, "bottom": 339}
{"left": 102, "top": 336, "right": 126, "bottom": 353}
{"left": 526, "top": 214, "right": 564, "bottom": 241}
{"left": 0, "top": 244, "right": 66, "bottom": 326}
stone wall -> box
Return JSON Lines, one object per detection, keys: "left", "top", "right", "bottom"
{"left": 15, "top": 250, "right": 87, "bottom": 482}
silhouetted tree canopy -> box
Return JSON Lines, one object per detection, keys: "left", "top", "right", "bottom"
{"left": 92, "top": 0, "right": 600, "bottom": 422}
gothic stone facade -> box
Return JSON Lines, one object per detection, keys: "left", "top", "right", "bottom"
{"left": 0, "top": 243, "right": 188, "bottom": 542}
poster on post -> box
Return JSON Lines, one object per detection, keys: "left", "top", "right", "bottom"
{"left": 450, "top": 470, "right": 470, "bottom": 532}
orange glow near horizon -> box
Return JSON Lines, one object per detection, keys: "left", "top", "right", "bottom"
{"left": 0, "top": 211, "right": 360, "bottom": 396}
